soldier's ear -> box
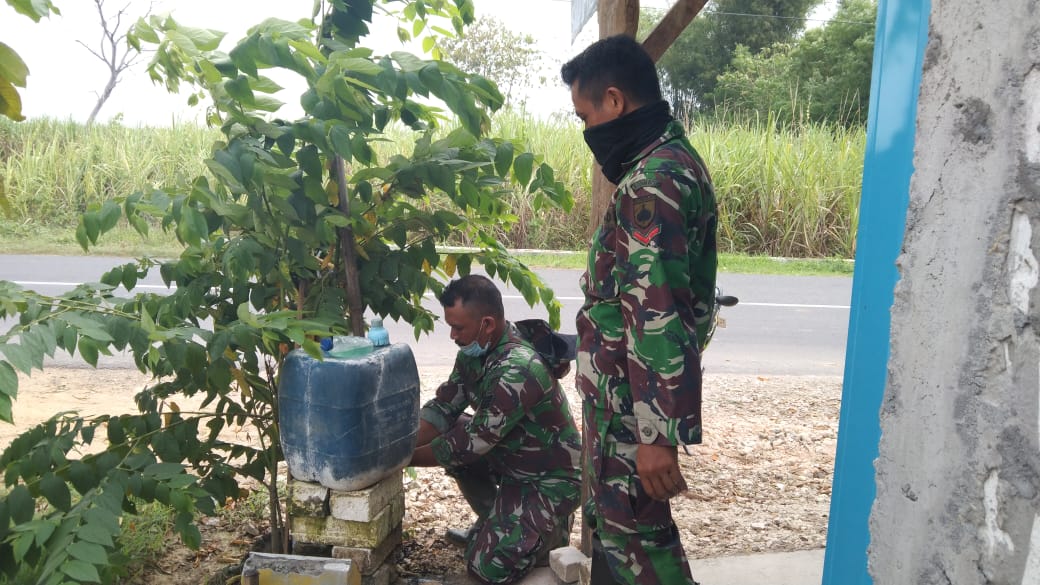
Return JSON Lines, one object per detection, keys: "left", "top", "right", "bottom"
{"left": 602, "top": 87, "right": 626, "bottom": 118}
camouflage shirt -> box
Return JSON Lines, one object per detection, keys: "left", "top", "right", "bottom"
{"left": 420, "top": 322, "right": 582, "bottom": 483}
{"left": 576, "top": 120, "right": 718, "bottom": 446}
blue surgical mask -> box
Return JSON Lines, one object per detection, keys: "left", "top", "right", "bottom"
{"left": 459, "top": 320, "right": 490, "bottom": 358}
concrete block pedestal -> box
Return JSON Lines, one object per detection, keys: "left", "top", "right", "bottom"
{"left": 288, "top": 473, "right": 404, "bottom": 585}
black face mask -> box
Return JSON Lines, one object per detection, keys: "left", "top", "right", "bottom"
{"left": 583, "top": 100, "right": 673, "bottom": 184}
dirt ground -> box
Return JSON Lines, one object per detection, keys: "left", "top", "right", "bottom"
{"left": 4, "top": 366, "right": 841, "bottom": 583}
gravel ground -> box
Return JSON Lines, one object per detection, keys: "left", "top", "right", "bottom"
{"left": 398, "top": 371, "right": 841, "bottom": 579}
{"left": 7, "top": 367, "right": 841, "bottom": 583}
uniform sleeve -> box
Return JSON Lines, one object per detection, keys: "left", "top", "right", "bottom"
{"left": 429, "top": 356, "right": 541, "bottom": 468}
{"left": 419, "top": 362, "right": 468, "bottom": 434}
{"left": 615, "top": 169, "right": 705, "bottom": 446}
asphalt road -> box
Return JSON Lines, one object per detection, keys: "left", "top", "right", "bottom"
{"left": 0, "top": 255, "right": 851, "bottom": 376}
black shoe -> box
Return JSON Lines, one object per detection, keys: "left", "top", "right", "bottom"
{"left": 445, "top": 525, "right": 477, "bottom": 546}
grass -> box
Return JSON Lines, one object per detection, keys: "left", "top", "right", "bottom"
{"left": 0, "top": 221, "right": 853, "bottom": 276}
{"left": 1, "top": 112, "right": 865, "bottom": 259}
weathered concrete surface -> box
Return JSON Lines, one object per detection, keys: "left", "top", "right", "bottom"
{"left": 870, "top": 1, "right": 1040, "bottom": 584}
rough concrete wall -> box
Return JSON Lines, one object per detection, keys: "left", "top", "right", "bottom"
{"left": 870, "top": 1, "right": 1040, "bottom": 584}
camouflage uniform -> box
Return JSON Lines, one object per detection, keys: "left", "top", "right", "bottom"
{"left": 576, "top": 120, "right": 717, "bottom": 585}
{"left": 421, "top": 322, "right": 582, "bottom": 585}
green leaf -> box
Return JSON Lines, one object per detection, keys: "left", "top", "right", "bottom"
{"left": 0, "top": 42, "right": 30, "bottom": 87}
{"left": 66, "top": 541, "right": 108, "bottom": 565}
{"left": 100, "top": 266, "right": 123, "bottom": 288}
{"left": 179, "top": 25, "right": 225, "bottom": 51}
{"left": 61, "top": 558, "right": 101, "bottom": 583}
{"left": 0, "top": 76, "right": 24, "bottom": 121}
{"left": 494, "top": 142, "right": 514, "bottom": 177}
{"left": 40, "top": 473, "right": 71, "bottom": 512}
{"left": 226, "top": 75, "right": 255, "bottom": 103}
{"left": 180, "top": 523, "right": 202, "bottom": 550}
{"left": 0, "top": 394, "right": 11, "bottom": 424}
{"left": 75, "top": 522, "right": 113, "bottom": 548}
{"left": 143, "top": 462, "right": 186, "bottom": 480}
{"left": 296, "top": 144, "right": 322, "bottom": 178}
{"left": 8, "top": 485, "right": 33, "bottom": 524}
{"left": 99, "top": 201, "right": 121, "bottom": 232}
{"left": 0, "top": 342, "right": 32, "bottom": 374}
{"left": 12, "top": 531, "right": 33, "bottom": 562}
{"left": 78, "top": 338, "right": 99, "bottom": 367}
{"left": 74, "top": 223, "right": 89, "bottom": 250}
{"left": 336, "top": 57, "right": 383, "bottom": 77}
{"left": 0, "top": 360, "right": 18, "bottom": 397}
{"left": 513, "top": 152, "right": 534, "bottom": 186}
{"left": 82, "top": 212, "right": 101, "bottom": 243}
{"left": 418, "top": 64, "right": 443, "bottom": 92}
{"left": 329, "top": 126, "right": 353, "bottom": 161}
{"left": 67, "top": 461, "right": 96, "bottom": 495}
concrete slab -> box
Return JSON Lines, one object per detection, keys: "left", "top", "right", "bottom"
{"left": 690, "top": 549, "right": 825, "bottom": 585}
{"left": 506, "top": 549, "right": 825, "bottom": 585}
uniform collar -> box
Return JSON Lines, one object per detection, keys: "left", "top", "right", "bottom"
{"left": 620, "top": 120, "right": 687, "bottom": 178}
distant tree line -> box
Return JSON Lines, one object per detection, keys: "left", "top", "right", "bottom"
{"left": 448, "top": 1, "right": 877, "bottom": 128}
{"left": 648, "top": 0, "right": 877, "bottom": 127}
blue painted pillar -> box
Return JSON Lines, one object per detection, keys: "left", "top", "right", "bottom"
{"left": 821, "top": 0, "right": 931, "bottom": 583}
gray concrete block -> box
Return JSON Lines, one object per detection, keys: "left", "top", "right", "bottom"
{"left": 241, "top": 551, "right": 359, "bottom": 585}
{"left": 548, "top": 546, "right": 587, "bottom": 583}
{"left": 330, "top": 473, "right": 404, "bottom": 522}
{"left": 290, "top": 480, "right": 330, "bottom": 517}
{"left": 331, "top": 524, "right": 402, "bottom": 575}
{"left": 293, "top": 492, "right": 405, "bottom": 548}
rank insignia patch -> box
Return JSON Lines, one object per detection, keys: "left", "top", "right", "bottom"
{"left": 632, "top": 225, "right": 661, "bottom": 245}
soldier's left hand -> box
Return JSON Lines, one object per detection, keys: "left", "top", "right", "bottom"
{"left": 636, "top": 443, "right": 688, "bottom": 501}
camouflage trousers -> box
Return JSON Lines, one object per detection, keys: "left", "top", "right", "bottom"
{"left": 583, "top": 402, "right": 697, "bottom": 585}
{"left": 446, "top": 459, "right": 578, "bottom": 584}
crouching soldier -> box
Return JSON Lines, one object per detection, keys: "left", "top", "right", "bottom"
{"left": 408, "top": 275, "right": 582, "bottom": 584}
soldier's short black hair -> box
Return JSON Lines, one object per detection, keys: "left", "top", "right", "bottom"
{"left": 439, "top": 275, "right": 505, "bottom": 320}
{"left": 560, "top": 35, "right": 663, "bottom": 107}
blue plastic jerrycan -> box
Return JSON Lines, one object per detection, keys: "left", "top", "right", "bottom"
{"left": 278, "top": 343, "right": 420, "bottom": 491}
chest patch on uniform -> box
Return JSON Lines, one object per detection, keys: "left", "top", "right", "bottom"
{"left": 633, "top": 196, "right": 657, "bottom": 229}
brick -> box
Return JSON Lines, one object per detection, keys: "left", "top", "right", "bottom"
{"left": 577, "top": 556, "right": 592, "bottom": 585}
{"left": 549, "top": 546, "right": 587, "bottom": 583}
{"left": 360, "top": 562, "right": 395, "bottom": 585}
{"left": 241, "top": 552, "right": 359, "bottom": 585}
{"left": 293, "top": 492, "right": 405, "bottom": 548}
{"left": 290, "top": 480, "right": 330, "bottom": 517}
{"left": 331, "top": 524, "right": 402, "bottom": 575}
{"left": 329, "top": 473, "right": 403, "bottom": 522}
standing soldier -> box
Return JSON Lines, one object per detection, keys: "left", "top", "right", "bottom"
{"left": 561, "top": 35, "right": 718, "bottom": 585}
{"left": 409, "top": 274, "right": 582, "bottom": 585}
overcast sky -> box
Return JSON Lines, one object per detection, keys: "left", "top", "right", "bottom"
{"left": 1, "top": 0, "right": 838, "bottom": 126}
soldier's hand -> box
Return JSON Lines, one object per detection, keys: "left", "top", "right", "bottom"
{"left": 636, "top": 443, "right": 688, "bottom": 501}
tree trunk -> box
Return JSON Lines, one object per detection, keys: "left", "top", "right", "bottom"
{"left": 86, "top": 72, "right": 118, "bottom": 127}
{"left": 334, "top": 156, "right": 366, "bottom": 337}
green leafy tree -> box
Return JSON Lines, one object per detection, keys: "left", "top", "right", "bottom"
{"left": 713, "top": 0, "right": 877, "bottom": 126}
{"left": 643, "top": 0, "right": 822, "bottom": 112}
{"left": 440, "top": 15, "right": 543, "bottom": 106}
{"left": 0, "top": 1, "right": 572, "bottom": 582}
